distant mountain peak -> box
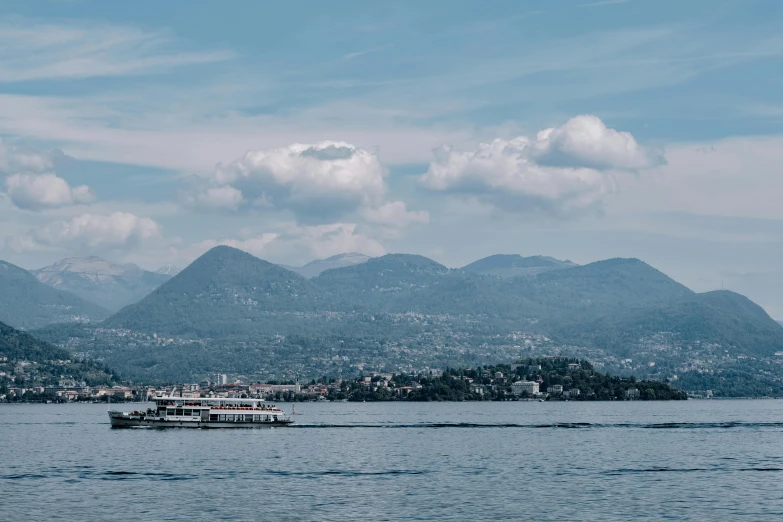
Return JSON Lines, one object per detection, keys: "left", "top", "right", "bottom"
{"left": 155, "top": 264, "right": 181, "bottom": 276}
{"left": 104, "top": 244, "right": 328, "bottom": 336}
{"left": 30, "top": 256, "right": 172, "bottom": 312}
{"left": 462, "top": 254, "right": 577, "bottom": 278}
{"left": 0, "top": 259, "right": 109, "bottom": 329}
{"left": 282, "top": 252, "right": 372, "bottom": 278}
{"left": 321, "top": 252, "right": 368, "bottom": 262}
{"left": 36, "top": 256, "right": 135, "bottom": 278}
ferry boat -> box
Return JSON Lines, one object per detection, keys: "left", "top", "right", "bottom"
{"left": 108, "top": 396, "right": 293, "bottom": 428}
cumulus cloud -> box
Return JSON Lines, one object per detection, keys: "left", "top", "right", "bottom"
{"left": 199, "top": 141, "right": 386, "bottom": 222}
{"left": 533, "top": 115, "right": 664, "bottom": 170}
{"left": 180, "top": 185, "right": 244, "bottom": 211}
{"left": 5, "top": 173, "right": 94, "bottom": 210}
{"left": 28, "top": 212, "right": 162, "bottom": 250}
{"left": 420, "top": 115, "right": 657, "bottom": 216}
{"left": 0, "top": 139, "right": 95, "bottom": 210}
{"left": 362, "top": 201, "right": 430, "bottom": 228}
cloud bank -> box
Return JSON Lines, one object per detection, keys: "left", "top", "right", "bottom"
{"left": 5, "top": 173, "right": 94, "bottom": 210}
{"left": 0, "top": 140, "right": 95, "bottom": 210}
{"left": 28, "top": 212, "right": 162, "bottom": 250}
{"left": 421, "top": 115, "right": 660, "bottom": 216}
{"left": 208, "top": 141, "right": 386, "bottom": 221}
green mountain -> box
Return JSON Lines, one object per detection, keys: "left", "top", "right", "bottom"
{"left": 0, "top": 320, "right": 118, "bottom": 387}
{"left": 102, "top": 245, "right": 333, "bottom": 337}
{"left": 0, "top": 260, "right": 110, "bottom": 330}
{"left": 527, "top": 258, "right": 694, "bottom": 315}
{"left": 312, "top": 253, "right": 553, "bottom": 318}
{"left": 31, "top": 249, "right": 783, "bottom": 388}
{"left": 461, "top": 254, "right": 577, "bottom": 277}
{"left": 554, "top": 289, "right": 783, "bottom": 357}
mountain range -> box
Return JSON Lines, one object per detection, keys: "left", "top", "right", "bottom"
{"left": 32, "top": 257, "right": 172, "bottom": 311}
{"left": 461, "top": 254, "right": 577, "bottom": 277}
{"left": 3, "top": 246, "right": 782, "bottom": 387}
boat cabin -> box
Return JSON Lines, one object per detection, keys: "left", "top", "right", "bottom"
{"left": 151, "top": 396, "right": 283, "bottom": 423}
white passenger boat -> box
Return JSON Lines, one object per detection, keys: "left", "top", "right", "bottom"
{"left": 108, "top": 396, "right": 293, "bottom": 428}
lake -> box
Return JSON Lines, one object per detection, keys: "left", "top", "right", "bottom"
{"left": 3, "top": 400, "right": 783, "bottom": 521}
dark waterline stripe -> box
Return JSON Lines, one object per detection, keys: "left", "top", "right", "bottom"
{"left": 289, "top": 421, "right": 783, "bottom": 429}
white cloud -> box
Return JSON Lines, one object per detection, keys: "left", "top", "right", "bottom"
{"left": 362, "top": 201, "right": 430, "bottom": 228}
{"left": 5, "top": 173, "right": 94, "bottom": 210}
{"left": 27, "top": 212, "right": 162, "bottom": 251}
{"left": 0, "top": 139, "right": 52, "bottom": 173}
{"left": 422, "top": 141, "right": 615, "bottom": 216}
{"left": 204, "top": 141, "right": 387, "bottom": 222}
{"left": 420, "top": 115, "right": 659, "bottom": 216}
{"left": 534, "top": 115, "right": 664, "bottom": 170}
{"left": 0, "top": 140, "right": 96, "bottom": 210}
{"left": 180, "top": 186, "right": 244, "bottom": 211}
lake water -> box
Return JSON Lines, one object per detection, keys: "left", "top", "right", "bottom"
{"left": 3, "top": 400, "right": 783, "bottom": 521}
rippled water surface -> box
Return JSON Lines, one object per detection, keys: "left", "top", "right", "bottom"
{"left": 4, "top": 400, "right": 783, "bottom": 520}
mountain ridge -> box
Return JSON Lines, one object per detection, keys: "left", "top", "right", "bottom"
{"left": 0, "top": 320, "right": 117, "bottom": 386}
{"left": 0, "top": 260, "right": 110, "bottom": 330}
{"left": 32, "top": 256, "right": 171, "bottom": 311}
{"left": 461, "top": 254, "right": 577, "bottom": 277}
{"left": 103, "top": 245, "right": 334, "bottom": 336}
{"left": 28, "top": 248, "right": 783, "bottom": 385}
{"left": 281, "top": 252, "right": 372, "bottom": 278}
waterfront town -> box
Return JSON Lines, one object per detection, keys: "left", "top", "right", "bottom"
{"left": 1, "top": 357, "right": 689, "bottom": 402}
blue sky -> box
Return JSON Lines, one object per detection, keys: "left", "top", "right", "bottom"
{"left": 1, "top": 0, "right": 783, "bottom": 317}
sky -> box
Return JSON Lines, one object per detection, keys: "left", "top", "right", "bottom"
{"left": 1, "top": 0, "right": 783, "bottom": 317}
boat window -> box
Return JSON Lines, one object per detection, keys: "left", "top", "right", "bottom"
{"left": 183, "top": 409, "right": 191, "bottom": 416}
{"left": 175, "top": 409, "right": 183, "bottom": 416}
{"left": 167, "top": 409, "right": 174, "bottom": 415}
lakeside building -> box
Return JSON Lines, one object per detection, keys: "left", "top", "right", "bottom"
{"left": 511, "top": 381, "right": 540, "bottom": 396}
{"left": 625, "top": 388, "right": 640, "bottom": 400}
{"left": 547, "top": 384, "right": 563, "bottom": 394}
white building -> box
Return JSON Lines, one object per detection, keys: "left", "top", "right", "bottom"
{"left": 511, "top": 381, "right": 539, "bottom": 396}
{"left": 547, "top": 384, "right": 563, "bottom": 394}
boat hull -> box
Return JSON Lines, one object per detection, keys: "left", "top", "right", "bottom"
{"left": 109, "top": 412, "right": 293, "bottom": 429}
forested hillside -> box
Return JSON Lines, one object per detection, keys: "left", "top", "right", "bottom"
{"left": 0, "top": 321, "right": 118, "bottom": 387}
{"left": 103, "top": 246, "right": 335, "bottom": 336}
{"left": 0, "top": 260, "right": 110, "bottom": 330}
{"left": 29, "top": 247, "right": 783, "bottom": 388}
